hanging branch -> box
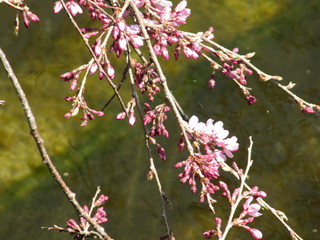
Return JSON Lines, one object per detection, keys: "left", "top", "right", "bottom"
{"left": 0, "top": 47, "right": 113, "bottom": 240}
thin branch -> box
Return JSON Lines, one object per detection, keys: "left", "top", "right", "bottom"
{"left": 129, "top": 2, "right": 194, "bottom": 156}
{"left": 59, "top": 0, "right": 127, "bottom": 112}
{"left": 125, "top": 47, "right": 173, "bottom": 238}
{"left": 0, "top": 47, "right": 113, "bottom": 240}
{"left": 220, "top": 136, "right": 253, "bottom": 240}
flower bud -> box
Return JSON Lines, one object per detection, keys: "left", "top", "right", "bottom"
{"left": 116, "top": 112, "right": 126, "bottom": 120}
{"left": 128, "top": 112, "right": 136, "bottom": 126}
{"left": 208, "top": 79, "right": 215, "bottom": 89}
{"left": 157, "top": 147, "right": 166, "bottom": 160}
{"left": 249, "top": 228, "right": 263, "bottom": 239}
{"left": 147, "top": 170, "right": 154, "bottom": 181}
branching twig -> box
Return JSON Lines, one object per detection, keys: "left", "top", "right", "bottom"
{"left": 220, "top": 136, "right": 253, "bottom": 240}
{"left": 0, "top": 47, "right": 113, "bottom": 240}
{"left": 129, "top": 2, "right": 194, "bottom": 156}
{"left": 59, "top": 0, "right": 127, "bottom": 112}
{"left": 125, "top": 47, "right": 174, "bottom": 238}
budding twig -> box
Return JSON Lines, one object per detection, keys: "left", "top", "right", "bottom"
{"left": 59, "top": 0, "right": 127, "bottom": 112}
{"left": 0, "top": 47, "right": 113, "bottom": 240}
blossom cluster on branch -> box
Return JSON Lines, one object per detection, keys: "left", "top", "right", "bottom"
{"left": 1, "top": 0, "right": 316, "bottom": 240}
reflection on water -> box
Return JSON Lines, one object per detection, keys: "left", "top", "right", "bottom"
{"left": 0, "top": 0, "right": 319, "bottom": 239}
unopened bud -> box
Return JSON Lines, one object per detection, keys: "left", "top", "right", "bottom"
{"left": 147, "top": 170, "right": 154, "bottom": 181}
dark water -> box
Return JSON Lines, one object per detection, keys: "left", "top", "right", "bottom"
{"left": 0, "top": 0, "right": 319, "bottom": 239}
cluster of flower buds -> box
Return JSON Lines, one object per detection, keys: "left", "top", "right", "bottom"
{"left": 143, "top": 103, "right": 170, "bottom": 137}
{"left": 142, "top": 103, "right": 170, "bottom": 160}
{"left": 131, "top": 59, "right": 162, "bottom": 101}
{"left": 203, "top": 217, "right": 222, "bottom": 239}
{"left": 60, "top": 64, "right": 89, "bottom": 91}
{"left": 116, "top": 98, "right": 137, "bottom": 126}
{"left": 174, "top": 116, "right": 239, "bottom": 200}
{"left": 66, "top": 194, "right": 109, "bottom": 237}
{"left": 233, "top": 187, "right": 267, "bottom": 239}
{"left": 2, "top": 0, "right": 40, "bottom": 29}
{"left": 64, "top": 95, "right": 104, "bottom": 126}
{"left": 111, "top": 19, "right": 144, "bottom": 57}
{"left": 22, "top": 8, "right": 40, "bottom": 28}
{"left": 202, "top": 185, "right": 266, "bottom": 239}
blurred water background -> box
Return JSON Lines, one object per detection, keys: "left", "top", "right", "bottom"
{"left": 0, "top": 0, "right": 319, "bottom": 239}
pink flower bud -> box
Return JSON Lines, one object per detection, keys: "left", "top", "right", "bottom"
{"left": 161, "top": 46, "right": 169, "bottom": 60}
{"left": 83, "top": 31, "right": 99, "bottom": 38}
{"left": 157, "top": 147, "right": 166, "bottom": 160}
{"left": 246, "top": 95, "right": 257, "bottom": 105}
{"left": 71, "top": 106, "right": 79, "bottom": 116}
{"left": 143, "top": 114, "right": 153, "bottom": 125}
{"left": 107, "top": 64, "right": 115, "bottom": 79}
{"left": 203, "top": 230, "right": 215, "bottom": 239}
{"left": 116, "top": 112, "right": 126, "bottom": 120}
{"left": 163, "top": 129, "right": 169, "bottom": 138}
{"left": 214, "top": 217, "right": 222, "bottom": 228}
{"left": 130, "top": 35, "right": 144, "bottom": 48}
{"left": 67, "top": 1, "right": 83, "bottom": 16}
{"left": 91, "top": 110, "right": 104, "bottom": 117}
{"left": 95, "top": 195, "right": 109, "bottom": 206}
{"left": 87, "top": 112, "right": 95, "bottom": 120}
{"left": 66, "top": 219, "right": 80, "bottom": 231}
{"left": 94, "top": 207, "right": 108, "bottom": 223}
{"left": 174, "top": 162, "right": 184, "bottom": 168}
{"left": 23, "top": 12, "right": 30, "bottom": 28}
{"left": 90, "top": 63, "right": 98, "bottom": 74}
{"left": 118, "top": 36, "right": 127, "bottom": 50}
{"left": 117, "top": 21, "right": 126, "bottom": 32}
{"left": 164, "top": 106, "right": 170, "bottom": 112}
{"left": 60, "top": 72, "right": 74, "bottom": 81}
{"left": 94, "top": 44, "right": 102, "bottom": 56}
{"left": 249, "top": 228, "right": 263, "bottom": 239}
{"left": 208, "top": 79, "right": 215, "bottom": 89}
{"left": 255, "top": 191, "right": 267, "bottom": 198}
{"left": 128, "top": 113, "right": 136, "bottom": 126}
{"left": 81, "top": 115, "right": 88, "bottom": 127}
{"left": 27, "top": 11, "right": 40, "bottom": 22}
{"left": 70, "top": 79, "right": 77, "bottom": 91}
{"left": 112, "top": 26, "right": 120, "bottom": 39}
{"left": 54, "top": 1, "right": 63, "bottom": 14}
{"left": 99, "top": 72, "right": 104, "bottom": 80}
{"left": 64, "top": 112, "right": 71, "bottom": 119}
{"left": 167, "top": 36, "right": 179, "bottom": 44}
{"left": 177, "top": 137, "right": 185, "bottom": 152}
{"left": 302, "top": 106, "right": 314, "bottom": 114}
{"left": 64, "top": 96, "right": 75, "bottom": 102}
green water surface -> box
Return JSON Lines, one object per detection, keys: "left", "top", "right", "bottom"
{"left": 0, "top": 0, "right": 319, "bottom": 239}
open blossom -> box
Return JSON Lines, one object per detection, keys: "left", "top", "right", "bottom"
{"left": 242, "top": 197, "right": 263, "bottom": 217}
{"left": 186, "top": 115, "right": 239, "bottom": 158}
{"left": 175, "top": 116, "right": 239, "bottom": 198}
{"left": 154, "top": 0, "right": 190, "bottom": 27}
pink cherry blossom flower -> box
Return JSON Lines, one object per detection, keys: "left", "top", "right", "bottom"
{"left": 241, "top": 196, "right": 263, "bottom": 218}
